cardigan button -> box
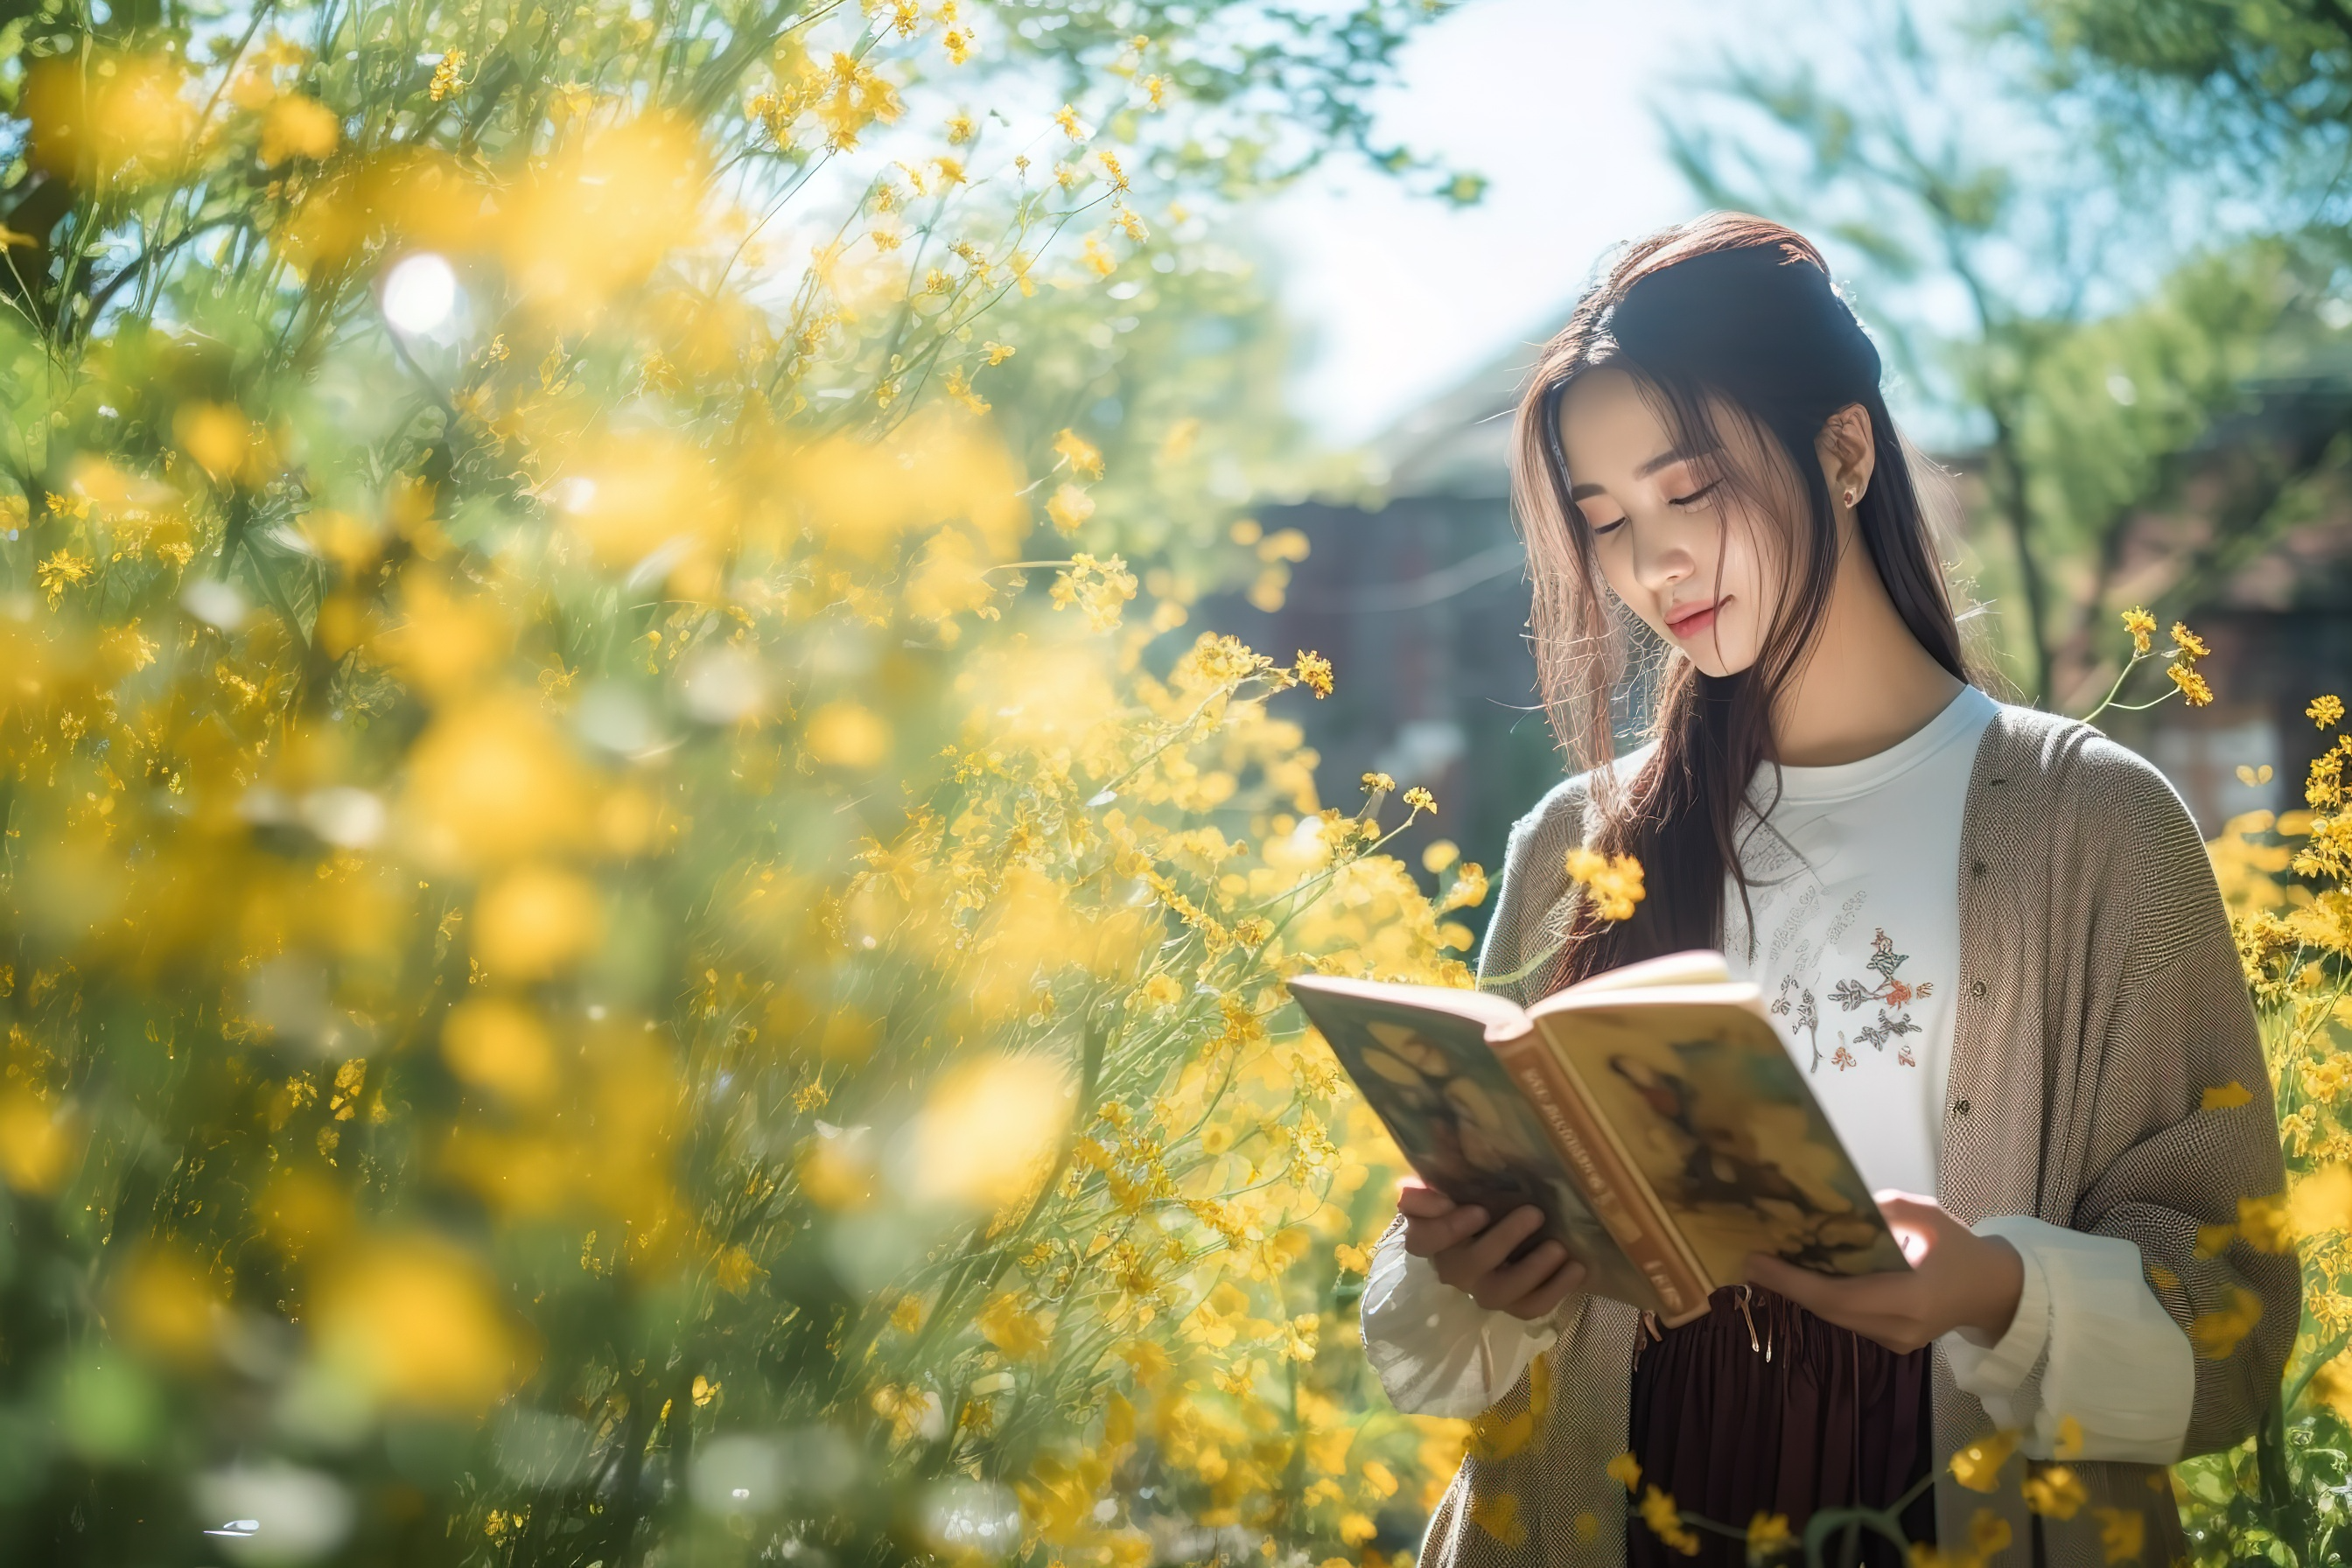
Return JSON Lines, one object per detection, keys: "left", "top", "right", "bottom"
{"left": 1953, "top": 1099, "right": 1971, "bottom": 1117}
{"left": 1970, "top": 980, "right": 1986, "bottom": 998}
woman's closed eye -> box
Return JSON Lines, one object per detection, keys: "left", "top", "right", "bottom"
{"left": 1667, "top": 480, "right": 1721, "bottom": 510}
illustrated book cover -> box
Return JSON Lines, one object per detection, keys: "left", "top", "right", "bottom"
{"left": 1289, "top": 950, "right": 1908, "bottom": 1326}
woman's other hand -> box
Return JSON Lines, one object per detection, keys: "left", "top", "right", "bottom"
{"left": 1397, "top": 1178, "right": 1587, "bottom": 1321}
{"left": 1743, "top": 1191, "right": 2025, "bottom": 1354}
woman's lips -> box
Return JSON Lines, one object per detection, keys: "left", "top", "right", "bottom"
{"left": 1664, "top": 598, "right": 1721, "bottom": 640}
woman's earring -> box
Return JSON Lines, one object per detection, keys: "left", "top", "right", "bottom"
{"left": 1843, "top": 489, "right": 1855, "bottom": 506}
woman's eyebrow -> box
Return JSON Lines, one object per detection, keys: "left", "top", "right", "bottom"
{"left": 1567, "top": 445, "right": 1711, "bottom": 502}
{"left": 1634, "top": 444, "right": 1711, "bottom": 479}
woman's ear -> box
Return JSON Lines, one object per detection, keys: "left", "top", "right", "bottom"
{"left": 1816, "top": 403, "right": 1878, "bottom": 508}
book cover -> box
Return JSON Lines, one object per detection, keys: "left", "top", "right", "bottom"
{"left": 1291, "top": 984, "right": 1670, "bottom": 1314}
{"left": 1532, "top": 998, "right": 1908, "bottom": 1283}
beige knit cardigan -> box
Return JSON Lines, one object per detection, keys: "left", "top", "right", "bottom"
{"left": 1390, "top": 704, "right": 2295, "bottom": 1568}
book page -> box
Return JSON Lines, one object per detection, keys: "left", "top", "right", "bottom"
{"left": 1290, "top": 982, "right": 1662, "bottom": 1312}
{"left": 1538, "top": 1002, "right": 1908, "bottom": 1285}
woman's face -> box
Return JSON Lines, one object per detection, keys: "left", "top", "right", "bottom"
{"left": 1557, "top": 367, "right": 1787, "bottom": 679}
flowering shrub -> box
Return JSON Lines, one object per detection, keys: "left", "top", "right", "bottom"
{"left": 0, "top": 2, "right": 1494, "bottom": 1562}
{"left": 2176, "top": 694, "right": 2352, "bottom": 1565}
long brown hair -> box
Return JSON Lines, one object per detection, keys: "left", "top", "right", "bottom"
{"left": 1511, "top": 214, "right": 1978, "bottom": 990}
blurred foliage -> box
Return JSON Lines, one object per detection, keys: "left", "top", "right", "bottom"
{"left": 0, "top": 0, "right": 1497, "bottom": 1563}
{"left": 1670, "top": 2, "right": 2352, "bottom": 710}
{"left": 2018, "top": 0, "right": 2352, "bottom": 199}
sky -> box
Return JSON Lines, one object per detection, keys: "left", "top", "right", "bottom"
{"left": 1250, "top": 0, "right": 1720, "bottom": 445}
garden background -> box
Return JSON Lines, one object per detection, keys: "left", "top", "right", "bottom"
{"left": 0, "top": 0, "right": 2347, "bottom": 1564}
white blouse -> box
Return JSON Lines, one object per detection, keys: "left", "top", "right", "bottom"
{"left": 1360, "top": 686, "right": 2196, "bottom": 1464}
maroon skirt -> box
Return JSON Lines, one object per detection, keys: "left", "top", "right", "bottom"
{"left": 1626, "top": 1286, "right": 1936, "bottom": 1568}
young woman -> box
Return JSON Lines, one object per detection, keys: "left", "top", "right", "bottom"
{"left": 1357, "top": 215, "right": 2293, "bottom": 1568}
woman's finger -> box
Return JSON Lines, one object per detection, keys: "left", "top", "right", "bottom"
{"left": 1743, "top": 1253, "right": 1843, "bottom": 1315}
{"left": 1506, "top": 1257, "right": 1589, "bottom": 1322}
{"left": 1403, "top": 1203, "right": 1488, "bottom": 1257}
{"left": 1450, "top": 1204, "right": 1547, "bottom": 1280}
{"left": 1473, "top": 1238, "right": 1568, "bottom": 1311}
{"left": 1396, "top": 1180, "right": 1458, "bottom": 1219}
{"left": 1430, "top": 1213, "right": 1543, "bottom": 1278}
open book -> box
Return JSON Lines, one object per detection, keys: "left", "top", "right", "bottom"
{"left": 1290, "top": 951, "right": 1908, "bottom": 1326}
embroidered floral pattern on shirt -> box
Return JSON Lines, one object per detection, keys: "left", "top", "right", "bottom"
{"left": 1770, "top": 976, "right": 1824, "bottom": 1073}
{"left": 1826, "top": 928, "right": 1931, "bottom": 1067}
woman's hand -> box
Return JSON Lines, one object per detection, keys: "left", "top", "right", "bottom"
{"left": 1397, "top": 1178, "right": 1587, "bottom": 1321}
{"left": 1744, "top": 1191, "right": 2024, "bottom": 1354}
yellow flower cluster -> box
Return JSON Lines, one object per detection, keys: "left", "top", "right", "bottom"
{"left": 2092, "top": 607, "right": 2215, "bottom": 717}
{"left": 1566, "top": 845, "right": 1648, "bottom": 922}
{"left": 0, "top": 0, "right": 1473, "bottom": 1558}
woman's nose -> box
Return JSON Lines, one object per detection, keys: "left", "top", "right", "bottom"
{"left": 1629, "top": 514, "right": 1698, "bottom": 595}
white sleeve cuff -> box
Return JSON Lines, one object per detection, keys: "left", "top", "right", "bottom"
{"left": 1940, "top": 1215, "right": 2051, "bottom": 1397}
{"left": 1938, "top": 1214, "right": 2194, "bottom": 1464}
{"left": 1359, "top": 1225, "right": 1553, "bottom": 1419}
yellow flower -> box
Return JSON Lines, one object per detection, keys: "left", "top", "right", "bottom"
{"left": 312, "top": 1236, "right": 525, "bottom": 1412}
{"left": 1606, "top": 1450, "right": 1642, "bottom": 1493}
{"left": 35, "top": 550, "right": 91, "bottom": 605}
{"left": 1054, "top": 103, "right": 1084, "bottom": 139}
{"left": 1362, "top": 772, "right": 1396, "bottom": 796}
{"left": 943, "top": 367, "right": 990, "bottom": 414}
{"left": 945, "top": 113, "right": 975, "bottom": 143}
{"left": 1403, "top": 786, "right": 1437, "bottom": 814}
{"left": 1049, "top": 554, "right": 1137, "bottom": 632}
{"left": 1565, "top": 846, "right": 1646, "bottom": 922}
{"left": 1295, "top": 649, "right": 1334, "bottom": 697}
{"left": 1046, "top": 483, "right": 1095, "bottom": 534}
{"left": 976, "top": 1291, "right": 1048, "bottom": 1361}
{"left": 1468, "top": 1491, "right": 1525, "bottom": 1549}
{"left": 2166, "top": 661, "right": 2213, "bottom": 707}
{"left": 1638, "top": 1486, "right": 1700, "bottom": 1556}
{"left": 2238, "top": 1190, "right": 2292, "bottom": 1252}
{"left": 1053, "top": 427, "right": 1105, "bottom": 479}
{"left": 2022, "top": 1464, "right": 2087, "bottom": 1519}
{"left": 2054, "top": 1413, "right": 2085, "bottom": 1459}
{"left": 1136, "top": 973, "right": 1184, "bottom": 1011}
{"left": 2119, "top": 606, "right": 2155, "bottom": 655}
{"left": 430, "top": 49, "right": 467, "bottom": 102}
{"left": 1746, "top": 1511, "right": 1795, "bottom": 1561}
{"left": 2188, "top": 1284, "right": 2263, "bottom": 1358}
{"left": 1947, "top": 1428, "right": 2019, "bottom": 1491}
{"left": 0, "top": 1093, "right": 80, "bottom": 1194}
{"left": 2170, "top": 621, "right": 2209, "bottom": 660}
{"left": 259, "top": 94, "right": 340, "bottom": 165}
{"left": 2090, "top": 1506, "right": 2144, "bottom": 1564}
{"left": 2312, "top": 695, "right": 2347, "bottom": 731}
{"left": 1969, "top": 1508, "right": 2012, "bottom": 1562}
{"left": 1441, "top": 862, "right": 1489, "bottom": 912}
{"left": 804, "top": 702, "right": 892, "bottom": 769}
{"left": 2202, "top": 1081, "right": 2253, "bottom": 1110}
{"left": 1081, "top": 234, "right": 1117, "bottom": 276}
{"left": 984, "top": 340, "right": 1016, "bottom": 366}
